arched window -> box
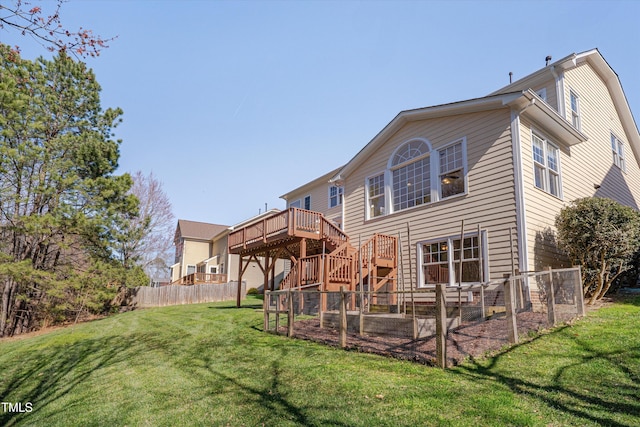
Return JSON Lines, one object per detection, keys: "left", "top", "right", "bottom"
{"left": 390, "top": 139, "right": 432, "bottom": 211}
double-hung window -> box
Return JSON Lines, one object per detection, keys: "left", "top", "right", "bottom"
{"left": 367, "top": 173, "right": 385, "bottom": 218}
{"left": 439, "top": 142, "right": 464, "bottom": 198}
{"left": 329, "top": 186, "right": 343, "bottom": 208}
{"left": 570, "top": 90, "right": 581, "bottom": 130}
{"left": 611, "top": 133, "right": 626, "bottom": 171}
{"left": 532, "top": 133, "right": 561, "bottom": 197}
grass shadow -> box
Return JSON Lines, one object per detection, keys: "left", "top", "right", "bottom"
{"left": 452, "top": 325, "right": 640, "bottom": 426}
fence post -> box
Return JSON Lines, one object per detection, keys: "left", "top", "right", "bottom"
{"left": 546, "top": 266, "right": 557, "bottom": 326}
{"left": 574, "top": 265, "right": 586, "bottom": 317}
{"left": 503, "top": 274, "right": 519, "bottom": 344}
{"left": 340, "top": 286, "right": 347, "bottom": 348}
{"left": 275, "top": 292, "right": 281, "bottom": 332}
{"left": 264, "top": 290, "right": 270, "bottom": 332}
{"left": 319, "top": 290, "right": 325, "bottom": 328}
{"left": 287, "top": 288, "right": 294, "bottom": 337}
{"left": 435, "top": 283, "right": 448, "bottom": 368}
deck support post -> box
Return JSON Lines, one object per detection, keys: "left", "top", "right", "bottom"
{"left": 237, "top": 255, "right": 244, "bottom": 308}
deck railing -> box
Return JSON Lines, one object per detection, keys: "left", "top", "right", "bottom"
{"left": 228, "top": 207, "right": 348, "bottom": 252}
{"left": 171, "top": 273, "right": 228, "bottom": 286}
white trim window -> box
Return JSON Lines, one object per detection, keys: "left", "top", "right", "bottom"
{"left": 419, "top": 232, "right": 487, "bottom": 287}
{"left": 367, "top": 173, "right": 385, "bottom": 218}
{"left": 532, "top": 133, "right": 561, "bottom": 197}
{"left": 328, "top": 185, "right": 343, "bottom": 208}
{"left": 611, "top": 133, "right": 626, "bottom": 171}
{"left": 535, "top": 88, "right": 547, "bottom": 102}
{"left": 570, "top": 90, "right": 581, "bottom": 130}
{"left": 390, "top": 139, "right": 431, "bottom": 211}
{"left": 365, "top": 138, "right": 467, "bottom": 219}
{"left": 439, "top": 141, "right": 465, "bottom": 199}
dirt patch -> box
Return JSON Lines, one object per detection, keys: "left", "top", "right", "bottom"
{"left": 282, "top": 311, "right": 549, "bottom": 366}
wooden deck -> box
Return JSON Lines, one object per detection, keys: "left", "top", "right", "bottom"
{"left": 228, "top": 207, "right": 398, "bottom": 295}
{"left": 228, "top": 207, "right": 348, "bottom": 256}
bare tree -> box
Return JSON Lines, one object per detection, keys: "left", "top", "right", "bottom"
{"left": 0, "top": 0, "right": 115, "bottom": 57}
{"left": 124, "top": 171, "right": 175, "bottom": 282}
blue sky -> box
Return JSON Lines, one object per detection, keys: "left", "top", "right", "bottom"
{"left": 3, "top": 0, "right": 640, "bottom": 226}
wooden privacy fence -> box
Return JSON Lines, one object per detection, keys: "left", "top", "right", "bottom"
{"left": 130, "top": 281, "right": 246, "bottom": 308}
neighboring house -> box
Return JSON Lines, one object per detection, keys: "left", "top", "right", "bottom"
{"left": 171, "top": 212, "right": 287, "bottom": 290}
{"left": 230, "top": 49, "right": 640, "bottom": 304}
{"left": 170, "top": 220, "right": 229, "bottom": 284}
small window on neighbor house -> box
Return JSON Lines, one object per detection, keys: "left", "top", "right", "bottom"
{"left": 367, "top": 173, "right": 385, "bottom": 218}
{"left": 304, "top": 195, "right": 311, "bottom": 210}
{"left": 210, "top": 266, "right": 217, "bottom": 274}
{"left": 611, "top": 133, "right": 626, "bottom": 171}
{"left": 535, "top": 88, "right": 547, "bottom": 102}
{"left": 570, "top": 90, "right": 580, "bottom": 130}
{"left": 532, "top": 133, "right": 561, "bottom": 197}
{"left": 329, "top": 185, "right": 343, "bottom": 208}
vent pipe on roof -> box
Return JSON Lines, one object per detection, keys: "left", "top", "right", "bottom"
{"left": 509, "top": 71, "right": 513, "bottom": 84}
{"left": 545, "top": 55, "right": 552, "bottom": 66}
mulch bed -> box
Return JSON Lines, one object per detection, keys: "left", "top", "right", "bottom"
{"left": 280, "top": 312, "right": 549, "bottom": 366}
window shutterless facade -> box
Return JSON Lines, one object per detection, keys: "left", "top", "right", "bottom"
{"left": 367, "top": 173, "right": 386, "bottom": 218}
{"left": 328, "top": 185, "right": 343, "bottom": 208}
{"left": 570, "top": 90, "right": 581, "bottom": 130}
{"left": 418, "top": 231, "right": 487, "bottom": 287}
{"left": 365, "top": 138, "right": 467, "bottom": 220}
{"left": 532, "top": 133, "right": 561, "bottom": 197}
{"left": 611, "top": 133, "right": 626, "bottom": 172}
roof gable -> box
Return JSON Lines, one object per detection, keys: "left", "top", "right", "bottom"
{"left": 331, "top": 49, "right": 639, "bottom": 182}
{"left": 175, "top": 219, "right": 228, "bottom": 241}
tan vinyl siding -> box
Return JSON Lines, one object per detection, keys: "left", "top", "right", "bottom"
{"left": 286, "top": 178, "right": 343, "bottom": 224}
{"left": 520, "top": 61, "right": 640, "bottom": 271}
{"left": 181, "top": 240, "right": 211, "bottom": 276}
{"left": 562, "top": 62, "right": 640, "bottom": 208}
{"left": 343, "top": 109, "right": 519, "bottom": 288}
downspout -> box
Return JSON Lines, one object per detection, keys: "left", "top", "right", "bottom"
{"left": 341, "top": 185, "right": 346, "bottom": 231}
{"left": 510, "top": 103, "right": 532, "bottom": 302}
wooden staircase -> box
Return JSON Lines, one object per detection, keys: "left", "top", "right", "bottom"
{"left": 227, "top": 207, "right": 397, "bottom": 295}
{"left": 280, "top": 232, "right": 397, "bottom": 294}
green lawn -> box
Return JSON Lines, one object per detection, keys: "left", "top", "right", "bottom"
{"left": 1, "top": 295, "right": 638, "bottom": 426}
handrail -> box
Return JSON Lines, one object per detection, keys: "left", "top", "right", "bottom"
{"left": 171, "top": 273, "right": 228, "bottom": 286}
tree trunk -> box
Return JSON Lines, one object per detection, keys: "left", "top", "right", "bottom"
{"left": 1, "top": 278, "right": 17, "bottom": 337}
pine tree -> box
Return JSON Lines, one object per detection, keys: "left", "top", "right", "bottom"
{"left": 0, "top": 45, "right": 137, "bottom": 336}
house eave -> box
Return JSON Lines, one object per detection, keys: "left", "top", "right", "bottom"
{"left": 509, "top": 90, "right": 588, "bottom": 146}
